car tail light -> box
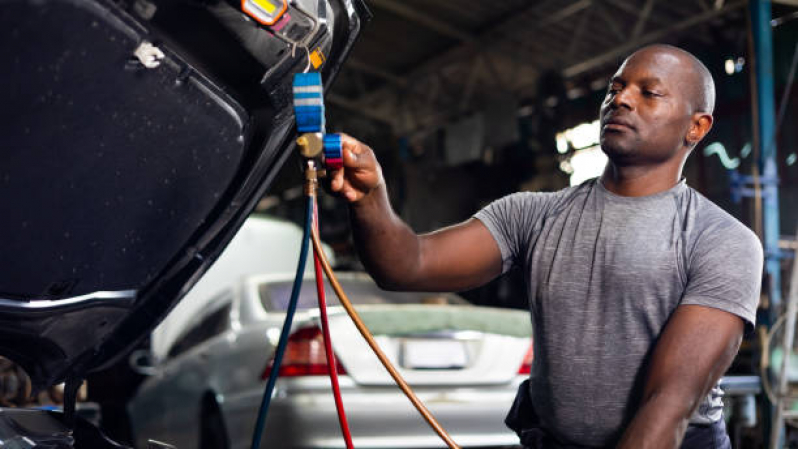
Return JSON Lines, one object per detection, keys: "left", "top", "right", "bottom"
{"left": 517, "top": 342, "right": 534, "bottom": 375}
{"left": 261, "top": 326, "right": 347, "bottom": 379}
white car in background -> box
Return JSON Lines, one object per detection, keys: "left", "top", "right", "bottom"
{"left": 127, "top": 271, "right": 534, "bottom": 449}
{"left": 148, "top": 215, "right": 334, "bottom": 363}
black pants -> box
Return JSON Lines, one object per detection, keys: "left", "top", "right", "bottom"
{"left": 517, "top": 420, "right": 730, "bottom": 449}
{"left": 680, "top": 419, "right": 732, "bottom": 449}
{"left": 508, "top": 380, "right": 732, "bottom": 449}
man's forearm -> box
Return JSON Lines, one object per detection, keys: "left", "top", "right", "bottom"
{"left": 617, "top": 306, "right": 744, "bottom": 449}
{"left": 349, "top": 183, "right": 425, "bottom": 290}
{"left": 616, "top": 391, "right": 692, "bottom": 449}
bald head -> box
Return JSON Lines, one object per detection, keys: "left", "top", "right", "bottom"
{"left": 626, "top": 44, "right": 715, "bottom": 114}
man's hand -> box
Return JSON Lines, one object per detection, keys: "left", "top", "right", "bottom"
{"left": 616, "top": 305, "right": 744, "bottom": 449}
{"left": 329, "top": 134, "right": 384, "bottom": 203}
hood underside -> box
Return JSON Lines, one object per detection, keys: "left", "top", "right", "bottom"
{"left": 0, "top": 0, "right": 368, "bottom": 389}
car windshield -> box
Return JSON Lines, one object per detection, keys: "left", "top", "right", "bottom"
{"left": 259, "top": 278, "right": 468, "bottom": 312}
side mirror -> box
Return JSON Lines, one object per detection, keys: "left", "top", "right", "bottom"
{"left": 128, "top": 349, "right": 160, "bottom": 376}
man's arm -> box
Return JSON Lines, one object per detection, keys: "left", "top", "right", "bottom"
{"left": 330, "top": 134, "right": 503, "bottom": 292}
{"left": 616, "top": 305, "right": 744, "bottom": 449}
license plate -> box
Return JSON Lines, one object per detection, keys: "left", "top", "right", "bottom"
{"left": 402, "top": 340, "right": 468, "bottom": 369}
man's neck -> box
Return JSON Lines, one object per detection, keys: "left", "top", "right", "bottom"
{"left": 600, "top": 162, "right": 683, "bottom": 197}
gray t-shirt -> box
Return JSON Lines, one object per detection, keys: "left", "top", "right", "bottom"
{"left": 474, "top": 178, "right": 762, "bottom": 447}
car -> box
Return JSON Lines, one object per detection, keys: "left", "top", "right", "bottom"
{"left": 0, "top": 0, "right": 368, "bottom": 446}
{"left": 127, "top": 272, "right": 535, "bottom": 449}
{"left": 149, "top": 215, "right": 335, "bottom": 364}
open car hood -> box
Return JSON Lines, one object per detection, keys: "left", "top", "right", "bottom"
{"left": 0, "top": 0, "right": 368, "bottom": 390}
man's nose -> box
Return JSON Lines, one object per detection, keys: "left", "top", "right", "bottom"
{"left": 611, "top": 87, "right": 634, "bottom": 110}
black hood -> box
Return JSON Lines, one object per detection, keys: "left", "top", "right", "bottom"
{"left": 0, "top": 0, "right": 369, "bottom": 390}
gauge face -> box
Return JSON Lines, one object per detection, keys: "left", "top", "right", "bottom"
{"left": 242, "top": 0, "right": 287, "bottom": 25}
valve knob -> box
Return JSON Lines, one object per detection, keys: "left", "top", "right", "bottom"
{"left": 296, "top": 133, "right": 323, "bottom": 158}
{"left": 323, "top": 134, "right": 343, "bottom": 170}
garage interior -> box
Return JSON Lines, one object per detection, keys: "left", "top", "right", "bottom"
{"left": 231, "top": 0, "right": 798, "bottom": 446}
{"left": 264, "top": 0, "right": 798, "bottom": 307}
{"left": 2, "top": 0, "right": 798, "bottom": 448}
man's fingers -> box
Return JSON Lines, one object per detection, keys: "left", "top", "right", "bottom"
{"left": 339, "top": 133, "right": 359, "bottom": 152}
{"left": 328, "top": 133, "right": 381, "bottom": 203}
{"left": 343, "top": 187, "right": 358, "bottom": 202}
{"left": 330, "top": 167, "right": 344, "bottom": 192}
{"left": 340, "top": 134, "right": 370, "bottom": 169}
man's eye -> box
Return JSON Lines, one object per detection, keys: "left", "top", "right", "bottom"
{"left": 643, "top": 90, "right": 660, "bottom": 97}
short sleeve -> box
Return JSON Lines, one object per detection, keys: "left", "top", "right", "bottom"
{"left": 680, "top": 221, "right": 763, "bottom": 331}
{"left": 473, "top": 192, "right": 553, "bottom": 275}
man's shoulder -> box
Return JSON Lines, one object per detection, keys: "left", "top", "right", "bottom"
{"left": 679, "top": 187, "right": 763, "bottom": 330}
{"left": 475, "top": 181, "right": 593, "bottom": 234}
{"left": 682, "top": 186, "right": 761, "bottom": 254}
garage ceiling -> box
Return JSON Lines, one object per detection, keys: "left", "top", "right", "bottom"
{"left": 328, "top": 0, "right": 795, "bottom": 136}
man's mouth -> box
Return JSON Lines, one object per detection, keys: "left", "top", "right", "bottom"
{"left": 602, "top": 116, "right": 636, "bottom": 132}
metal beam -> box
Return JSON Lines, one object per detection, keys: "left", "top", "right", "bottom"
{"left": 367, "top": 0, "right": 474, "bottom": 43}
{"left": 367, "top": 0, "right": 591, "bottom": 69}
{"left": 563, "top": 0, "right": 746, "bottom": 77}
{"left": 605, "top": 0, "right": 675, "bottom": 27}
{"left": 480, "top": 52, "right": 511, "bottom": 89}
{"left": 342, "top": 59, "right": 450, "bottom": 120}
{"left": 354, "top": 0, "right": 587, "bottom": 105}
{"left": 335, "top": 0, "right": 600, "bottom": 133}
{"left": 360, "top": 0, "right": 574, "bottom": 102}
{"left": 632, "top": 0, "right": 657, "bottom": 38}
{"left": 567, "top": 5, "right": 593, "bottom": 57}
{"left": 751, "top": 0, "right": 782, "bottom": 353}
{"left": 346, "top": 58, "right": 407, "bottom": 87}
{"left": 480, "top": 1, "right": 591, "bottom": 68}
{"left": 327, "top": 93, "right": 394, "bottom": 125}
{"left": 539, "top": 0, "right": 593, "bottom": 26}
{"left": 657, "top": 0, "right": 707, "bottom": 18}
{"left": 594, "top": 1, "right": 627, "bottom": 41}
{"left": 459, "top": 57, "right": 484, "bottom": 112}
{"left": 405, "top": 0, "right": 587, "bottom": 72}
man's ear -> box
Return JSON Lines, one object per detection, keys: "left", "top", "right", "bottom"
{"left": 686, "top": 113, "right": 713, "bottom": 147}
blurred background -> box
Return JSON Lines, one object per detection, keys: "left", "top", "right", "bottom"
{"left": 265, "top": 0, "right": 798, "bottom": 309}
{"left": 252, "top": 1, "right": 798, "bottom": 446}
{"left": 3, "top": 0, "right": 797, "bottom": 448}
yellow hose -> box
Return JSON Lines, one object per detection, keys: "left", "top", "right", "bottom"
{"left": 310, "top": 228, "right": 461, "bottom": 449}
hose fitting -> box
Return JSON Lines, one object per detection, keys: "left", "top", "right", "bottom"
{"left": 303, "top": 160, "right": 325, "bottom": 196}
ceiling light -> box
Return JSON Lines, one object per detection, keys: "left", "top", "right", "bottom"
{"left": 725, "top": 58, "right": 735, "bottom": 75}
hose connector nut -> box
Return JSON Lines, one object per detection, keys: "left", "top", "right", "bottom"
{"left": 296, "top": 133, "right": 324, "bottom": 159}
{"left": 304, "top": 163, "right": 319, "bottom": 196}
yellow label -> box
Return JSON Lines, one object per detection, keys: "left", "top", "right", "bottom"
{"left": 252, "top": 0, "right": 276, "bottom": 14}
{"left": 310, "top": 48, "right": 326, "bottom": 69}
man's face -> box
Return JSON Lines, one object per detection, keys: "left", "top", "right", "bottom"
{"left": 599, "top": 49, "right": 696, "bottom": 166}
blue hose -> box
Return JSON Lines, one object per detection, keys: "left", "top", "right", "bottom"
{"left": 250, "top": 195, "right": 313, "bottom": 449}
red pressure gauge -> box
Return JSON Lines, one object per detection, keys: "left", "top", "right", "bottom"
{"left": 242, "top": 0, "right": 287, "bottom": 26}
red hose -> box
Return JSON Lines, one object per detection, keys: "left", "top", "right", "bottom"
{"left": 312, "top": 201, "right": 355, "bottom": 449}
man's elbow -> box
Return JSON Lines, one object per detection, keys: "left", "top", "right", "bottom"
{"left": 369, "top": 270, "right": 417, "bottom": 291}
{"left": 373, "top": 275, "right": 404, "bottom": 291}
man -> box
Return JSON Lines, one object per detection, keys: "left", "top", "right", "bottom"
{"left": 329, "top": 45, "right": 763, "bottom": 448}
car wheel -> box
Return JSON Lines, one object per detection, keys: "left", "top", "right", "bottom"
{"left": 200, "top": 396, "right": 229, "bottom": 449}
